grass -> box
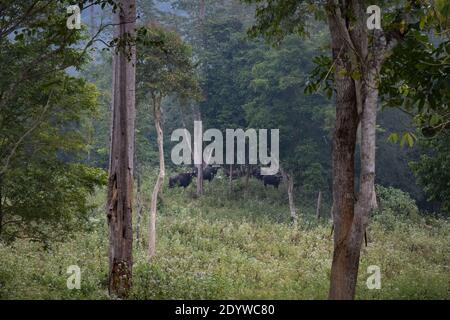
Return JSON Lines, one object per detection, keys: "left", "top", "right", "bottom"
{"left": 0, "top": 176, "right": 448, "bottom": 299}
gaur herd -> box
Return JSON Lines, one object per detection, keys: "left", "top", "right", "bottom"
{"left": 168, "top": 166, "right": 282, "bottom": 189}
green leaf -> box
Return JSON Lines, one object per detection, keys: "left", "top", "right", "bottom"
{"left": 388, "top": 133, "right": 399, "bottom": 144}
{"left": 419, "top": 15, "right": 427, "bottom": 30}
{"left": 400, "top": 132, "right": 415, "bottom": 148}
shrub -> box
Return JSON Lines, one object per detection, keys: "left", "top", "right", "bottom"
{"left": 376, "top": 185, "right": 420, "bottom": 219}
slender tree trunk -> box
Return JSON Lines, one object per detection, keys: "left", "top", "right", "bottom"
{"left": 281, "top": 168, "right": 297, "bottom": 225}
{"left": 106, "top": 0, "right": 136, "bottom": 298}
{"left": 316, "top": 191, "right": 322, "bottom": 219}
{"left": 148, "top": 96, "right": 165, "bottom": 259}
{"left": 352, "top": 68, "right": 379, "bottom": 248}
{"left": 135, "top": 175, "right": 143, "bottom": 247}
{"left": 351, "top": 30, "right": 387, "bottom": 255}
{"left": 358, "top": 30, "right": 387, "bottom": 213}
{"left": 287, "top": 175, "right": 297, "bottom": 225}
{"left": 326, "top": 0, "right": 390, "bottom": 299}
{"left": 196, "top": 162, "right": 203, "bottom": 195}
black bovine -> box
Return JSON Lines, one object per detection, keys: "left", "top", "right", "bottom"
{"left": 203, "top": 166, "right": 219, "bottom": 182}
{"left": 169, "top": 172, "right": 194, "bottom": 188}
{"left": 263, "top": 175, "right": 282, "bottom": 188}
{"left": 193, "top": 166, "right": 219, "bottom": 182}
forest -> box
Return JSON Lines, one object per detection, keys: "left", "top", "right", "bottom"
{"left": 0, "top": 0, "right": 449, "bottom": 301}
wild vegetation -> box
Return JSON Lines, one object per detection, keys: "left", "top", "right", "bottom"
{"left": 0, "top": 178, "right": 448, "bottom": 299}
{"left": 0, "top": 0, "right": 449, "bottom": 300}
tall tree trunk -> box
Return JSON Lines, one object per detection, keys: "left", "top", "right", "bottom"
{"left": 106, "top": 0, "right": 136, "bottom": 298}
{"left": 326, "top": 1, "right": 392, "bottom": 299}
{"left": 326, "top": 0, "right": 360, "bottom": 300}
{"left": 328, "top": 70, "right": 359, "bottom": 299}
{"left": 358, "top": 29, "right": 388, "bottom": 213}
{"left": 148, "top": 96, "right": 165, "bottom": 259}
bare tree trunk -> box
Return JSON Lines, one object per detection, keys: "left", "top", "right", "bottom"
{"left": 358, "top": 30, "right": 387, "bottom": 213}
{"left": 135, "top": 175, "right": 143, "bottom": 247}
{"left": 281, "top": 169, "right": 297, "bottom": 225}
{"left": 148, "top": 96, "right": 165, "bottom": 259}
{"left": 106, "top": 0, "right": 136, "bottom": 298}
{"left": 316, "top": 191, "right": 322, "bottom": 219}
{"left": 351, "top": 29, "right": 387, "bottom": 254}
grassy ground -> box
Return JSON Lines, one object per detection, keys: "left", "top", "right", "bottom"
{"left": 0, "top": 176, "right": 448, "bottom": 299}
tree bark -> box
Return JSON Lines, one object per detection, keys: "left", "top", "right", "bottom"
{"left": 148, "top": 96, "right": 165, "bottom": 259}
{"left": 357, "top": 29, "right": 389, "bottom": 213}
{"left": 327, "top": 0, "right": 392, "bottom": 299}
{"left": 327, "top": 0, "right": 360, "bottom": 300}
{"left": 316, "top": 191, "right": 322, "bottom": 219}
{"left": 106, "top": 0, "right": 136, "bottom": 299}
{"left": 280, "top": 168, "right": 297, "bottom": 225}
{"left": 135, "top": 174, "right": 143, "bottom": 247}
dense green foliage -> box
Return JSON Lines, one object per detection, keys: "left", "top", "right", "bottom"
{"left": 0, "top": 178, "right": 448, "bottom": 299}
{"left": 0, "top": 0, "right": 449, "bottom": 300}
{"left": 0, "top": 1, "right": 109, "bottom": 241}
{"left": 411, "top": 134, "right": 450, "bottom": 214}
{"left": 137, "top": 25, "right": 200, "bottom": 102}
{"left": 242, "top": 32, "right": 332, "bottom": 191}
